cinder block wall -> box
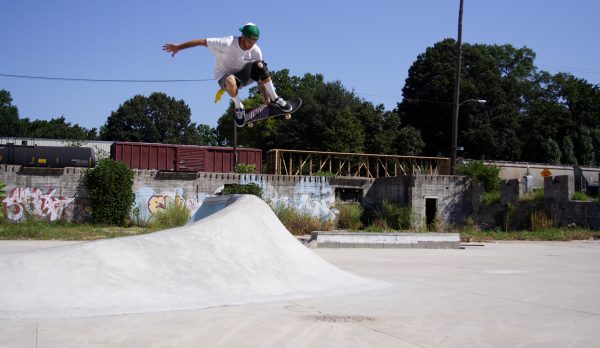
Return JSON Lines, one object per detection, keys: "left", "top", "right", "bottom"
{"left": 0, "top": 166, "right": 348, "bottom": 223}
{"left": 544, "top": 175, "right": 600, "bottom": 228}
{"left": 410, "top": 175, "right": 473, "bottom": 227}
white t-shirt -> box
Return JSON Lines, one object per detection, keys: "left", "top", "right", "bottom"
{"left": 206, "top": 36, "right": 263, "bottom": 80}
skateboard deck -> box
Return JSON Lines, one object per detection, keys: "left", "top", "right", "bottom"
{"left": 242, "top": 98, "right": 302, "bottom": 127}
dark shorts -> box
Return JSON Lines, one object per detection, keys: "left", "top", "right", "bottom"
{"left": 217, "top": 61, "right": 270, "bottom": 90}
{"left": 218, "top": 62, "right": 256, "bottom": 90}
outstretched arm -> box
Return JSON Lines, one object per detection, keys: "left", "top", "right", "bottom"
{"left": 162, "top": 39, "right": 208, "bottom": 57}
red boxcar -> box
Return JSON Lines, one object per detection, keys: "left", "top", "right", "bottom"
{"left": 110, "top": 142, "right": 262, "bottom": 173}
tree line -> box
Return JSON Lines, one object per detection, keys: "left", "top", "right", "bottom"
{"left": 1, "top": 38, "right": 599, "bottom": 165}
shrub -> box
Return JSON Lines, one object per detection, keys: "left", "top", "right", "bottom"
{"left": 457, "top": 160, "right": 501, "bottom": 192}
{"left": 151, "top": 203, "right": 190, "bottom": 230}
{"left": 337, "top": 202, "right": 363, "bottom": 230}
{"left": 234, "top": 163, "right": 256, "bottom": 174}
{"left": 374, "top": 200, "right": 416, "bottom": 230}
{"left": 222, "top": 183, "right": 263, "bottom": 198}
{"left": 0, "top": 180, "right": 5, "bottom": 220}
{"left": 83, "top": 159, "right": 135, "bottom": 225}
{"left": 272, "top": 204, "right": 334, "bottom": 235}
{"left": 483, "top": 190, "right": 501, "bottom": 206}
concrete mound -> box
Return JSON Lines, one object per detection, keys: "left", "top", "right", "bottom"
{"left": 0, "top": 195, "right": 382, "bottom": 318}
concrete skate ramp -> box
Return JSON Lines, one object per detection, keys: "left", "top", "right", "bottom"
{"left": 0, "top": 195, "right": 382, "bottom": 319}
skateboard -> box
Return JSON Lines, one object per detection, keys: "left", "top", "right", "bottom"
{"left": 242, "top": 98, "right": 302, "bottom": 128}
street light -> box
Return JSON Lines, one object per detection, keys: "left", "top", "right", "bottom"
{"left": 450, "top": 99, "right": 486, "bottom": 174}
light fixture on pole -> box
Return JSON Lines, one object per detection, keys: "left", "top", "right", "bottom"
{"left": 450, "top": 0, "right": 465, "bottom": 176}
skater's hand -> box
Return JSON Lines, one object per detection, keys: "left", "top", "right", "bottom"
{"left": 162, "top": 43, "right": 180, "bottom": 57}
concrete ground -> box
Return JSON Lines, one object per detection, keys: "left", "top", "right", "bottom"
{"left": 1, "top": 240, "right": 599, "bottom": 347}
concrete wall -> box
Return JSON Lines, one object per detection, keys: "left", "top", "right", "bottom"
{"left": 409, "top": 175, "right": 474, "bottom": 227}
{"left": 6, "top": 164, "right": 596, "bottom": 230}
{"left": 481, "top": 160, "right": 600, "bottom": 190}
{"left": 544, "top": 175, "right": 600, "bottom": 229}
{"left": 0, "top": 165, "right": 356, "bottom": 223}
{"left": 363, "top": 175, "right": 475, "bottom": 228}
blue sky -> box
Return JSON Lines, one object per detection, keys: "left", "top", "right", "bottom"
{"left": 1, "top": 0, "right": 599, "bottom": 131}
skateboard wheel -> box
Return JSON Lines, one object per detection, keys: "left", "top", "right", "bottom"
{"left": 248, "top": 122, "right": 254, "bottom": 128}
{"left": 285, "top": 113, "right": 291, "bottom": 119}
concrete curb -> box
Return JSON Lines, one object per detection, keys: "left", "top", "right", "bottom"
{"left": 310, "top": 231, "right": 461, "bottom": 249}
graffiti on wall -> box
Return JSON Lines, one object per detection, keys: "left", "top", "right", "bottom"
{"left": 1, "top": 187, "right": 75, "bottom": 222}
{"left": 240, "top": 177, "right": 337, "bottom": 220}
{"left": 134, "top": 187, "right": 215, "bottom": 220}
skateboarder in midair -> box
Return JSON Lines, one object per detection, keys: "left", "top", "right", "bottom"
{"left": 163, "top": 22, "right": 292, "bottom": 126}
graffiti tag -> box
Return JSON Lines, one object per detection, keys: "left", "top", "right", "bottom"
{"left": 2, "top": 187, "right": 75, "bottom": 222}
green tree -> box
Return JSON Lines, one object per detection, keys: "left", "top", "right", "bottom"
{"left": 399, "top": 39, "right": 534, "bottom": 160}
{"left": 24, "top": 116, "right": 97, "bottom": 140}
{"left": 0, "top": 90, "right": 22, "bottom": 137}
{"left": 562, "top": 136, "right": 577, "bottom": 165}
{"left": 100, "top": 92, "right": 198, "bottom": 144}
{"left": 544, "top": 138, "right": 562, "bottom": 164}
{"left": 395, "top": 126, "right": 425, "bottom": 156}
{"left": 196, "top": 124, "right": 219, "bottom": 146}
{"left": 216, "top": 70, "right": 393, "bottom": 154}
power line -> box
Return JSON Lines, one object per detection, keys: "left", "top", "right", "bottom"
{"left": 0, "top": 73, "right": 215, "bottom": 83}
{"left": 537, "top": 65, "right": 600, "bottom": 74}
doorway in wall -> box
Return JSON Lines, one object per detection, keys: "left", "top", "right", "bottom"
{"left": 425, "top": 197, "right": 438, "bottom": 229}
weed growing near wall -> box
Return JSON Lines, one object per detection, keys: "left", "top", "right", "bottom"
{"left": 371, "top": 200, "right": 417, "bottom": 230}
{"left": 151, "top": 203, "right": 190, "bottom": 230}
{"left": 530, "top": 210, "right": 555, "bottom": 231}
{"left": 0, "top": 180, "right": 5, "bottom": 220}
{"left": 337, "top": 202, "right": 363, "bottom": 230}
{"left": 272, "top": 204, "right": 334, "bottom": 235}
{"left": 83, "top": 159, "right": 135, "bottom": 225}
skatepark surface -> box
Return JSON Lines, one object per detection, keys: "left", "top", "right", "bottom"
{"left": 0, "top": 196, "right": 599, "bottom": 347}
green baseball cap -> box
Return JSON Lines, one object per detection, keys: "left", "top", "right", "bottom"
{"left": 239, "top": 23, "right": 260, "bottom": 40}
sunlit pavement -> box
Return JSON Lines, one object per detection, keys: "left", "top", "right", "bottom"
{"left": 1, "top": 240, "right": 599, "bottom": 347}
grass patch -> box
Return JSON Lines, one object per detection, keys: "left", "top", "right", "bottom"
{"left": 0, "top": 220, "right": 152, "bottom": 240}
{"left": 337, "top": 202, "right": 363, "bottom": 230}
{"left": 150, "top": 203, "right": 190, "bottom": 230}
{"left": 461, "top": 228, "right": 600, "bottom": 242}
{"left": 520, "top": 189, "right": 544, "bottom": 203}
{"left": 572, "top": 191, "right": 594, "bottom": 201}
{"left": 272, "top": 204, "right": 334, "bottom": 235}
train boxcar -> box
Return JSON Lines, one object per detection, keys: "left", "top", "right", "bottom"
{"left": 110, "top": 142, "right": 262, "bottom": 173}
{"left": 0, "top": 144, "right": 96, "bottom": 168}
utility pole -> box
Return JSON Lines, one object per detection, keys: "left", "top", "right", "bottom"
{"left": 233, "top": 119, "right": 238, "bottom": 170}
{"left": 450, "top": 0, "right": 464, "bottom": 175}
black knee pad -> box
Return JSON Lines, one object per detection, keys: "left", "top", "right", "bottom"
{"left": 250, "top": 61, "right": 270, "bottom": 81}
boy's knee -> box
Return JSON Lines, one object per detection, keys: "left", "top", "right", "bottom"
{"left": 225, "top": 75, "right": 237, "bottom": 88}
{"left": 251, "top": 61, "right": 270, "bottom": 81}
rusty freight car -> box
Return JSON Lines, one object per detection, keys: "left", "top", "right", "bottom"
{"left": 110, "top": 142, "right": 262, "bottom": 173}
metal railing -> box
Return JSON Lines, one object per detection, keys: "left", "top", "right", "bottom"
{"left": 267, "top": 149, "right": 450, "bottom": 177}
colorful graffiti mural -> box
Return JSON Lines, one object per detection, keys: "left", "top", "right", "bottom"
{"left": 240, "top": 178, "right": 337, "bottom": 220}
{"left": 2, "top": 187, "right": 75, "bottom": 222}
{"left": 134, "top": 187, "right": 215, "bottom": 220}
